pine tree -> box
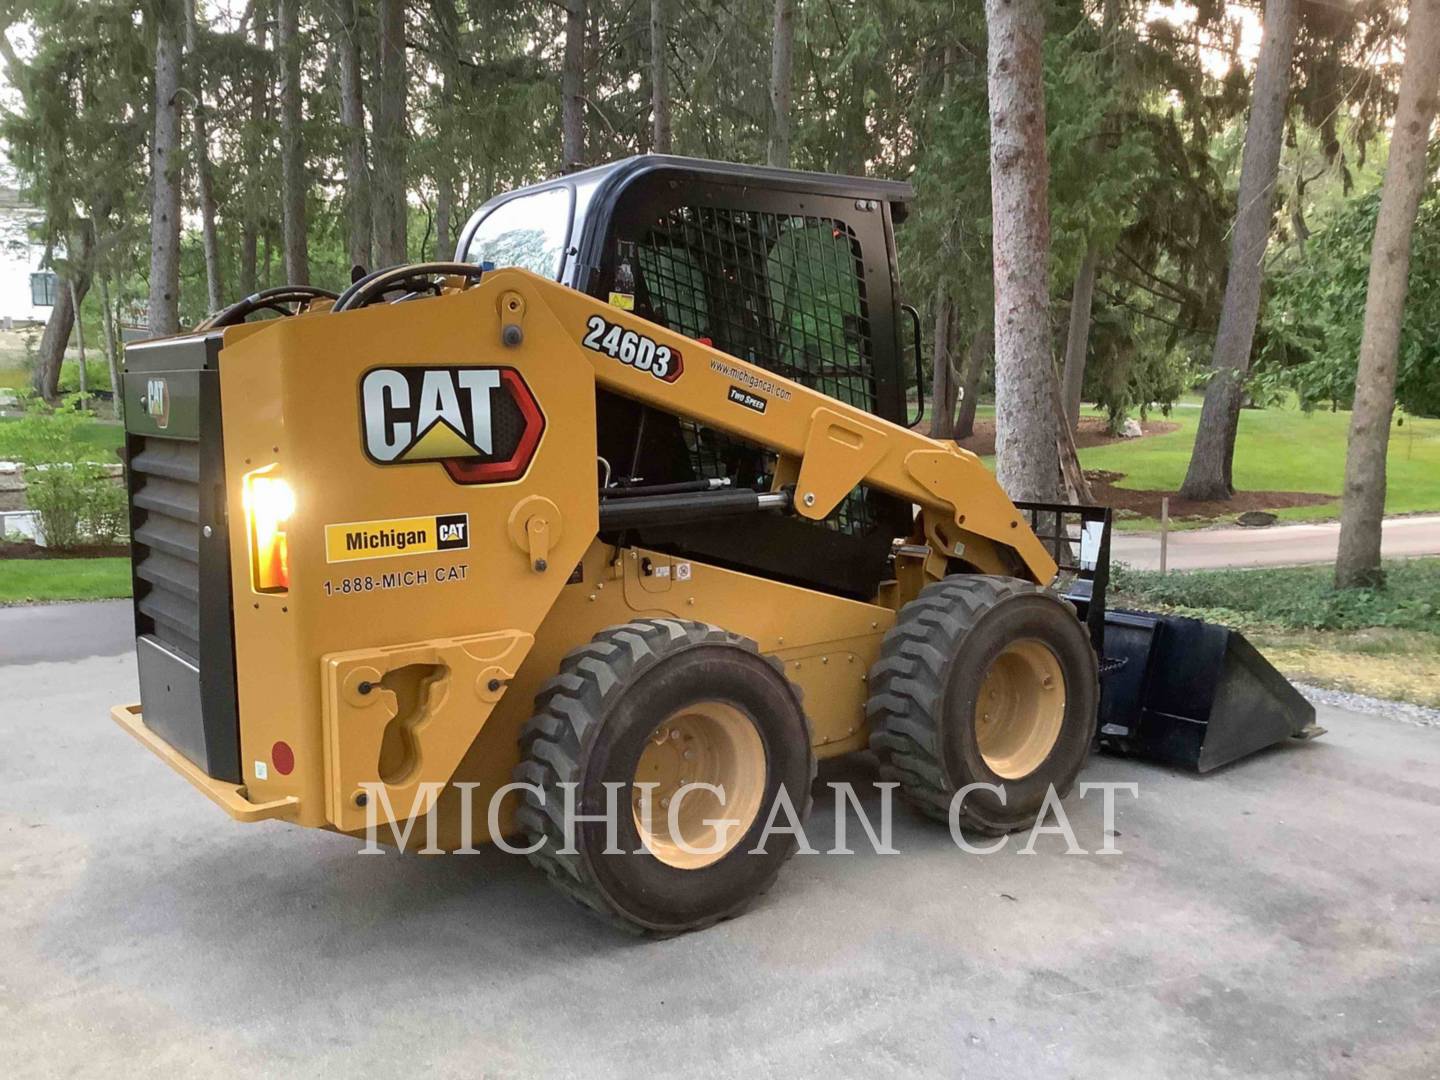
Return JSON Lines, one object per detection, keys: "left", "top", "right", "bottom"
{"left": 148, "top": 0, "right": 184, "bottom": 333}
{"left": 1335, "top": 0, "right": 1440, "bottom": 588}
{"left": 986, "top": 0, "right": 1058, "bottom": 501}
{"left": 1180, "top": 0, "right": 1300, "bottom": 500}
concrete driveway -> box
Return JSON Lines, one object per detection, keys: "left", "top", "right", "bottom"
{"left": 2, "top": 611, "right": 1437, "bottom": 1078}
{"left": 1112, "top": 514, "right": 1440, "bottom": 572}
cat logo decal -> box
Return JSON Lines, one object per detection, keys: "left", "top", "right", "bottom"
{"left": 360, "top": 366, "right": 544, "bottom": 484}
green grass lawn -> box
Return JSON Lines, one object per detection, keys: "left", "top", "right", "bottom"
{"left": 947, "top": 397, "right": 1440, "bottom": 529}
{"left": 1079, "top": 405, "right": 1440, "bottom": 530}
{"left": 0, "top": 414, "right": 125, "bottom": 458}
{"left": 0, "top": 558, "right": 132, "bottom": 604}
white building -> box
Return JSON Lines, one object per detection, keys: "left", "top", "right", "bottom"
{"left": 0, "top": 184, "right": 55, "bottom": 326}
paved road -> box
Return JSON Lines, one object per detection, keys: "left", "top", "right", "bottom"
{"left": 0, "top": 599, "right": 133, "bottom": 664}
{"left": 2, "top": 610, "right": 1437, "bottom": 1077}
{"left": 1112, "top": 514, "right": 1440, "bottom": 571}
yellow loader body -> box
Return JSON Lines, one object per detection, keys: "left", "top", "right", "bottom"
{"left": 113, "top": 268, "right": 1051, "bottom": 846}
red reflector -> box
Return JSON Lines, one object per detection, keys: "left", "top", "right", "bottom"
{"left": 271, "top": 741, "right": 295, "bottom": 776}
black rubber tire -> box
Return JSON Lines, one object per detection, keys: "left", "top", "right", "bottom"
{"left": 866, "top": 576, "right": 1098, "bottom": 835}
{"left": 513, "top": 619, "right": 815, "bottom": 935}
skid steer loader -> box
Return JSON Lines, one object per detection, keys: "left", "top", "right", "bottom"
{"left": 112, "top": 155, "right": 1316, "bottom": 933}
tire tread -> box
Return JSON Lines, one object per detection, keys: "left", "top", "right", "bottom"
{"left": 514, "top": 618, "right": 813, "bottom": 935}
{"left": 866, "top": 576, "right": 1097, "bottom": 835}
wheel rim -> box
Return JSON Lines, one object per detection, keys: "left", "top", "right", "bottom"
{"left": 632, "top": 701, "right": 766, "bottom": 870}
{"left": 974, "top": 638, "right": 1067, "bottom": 779}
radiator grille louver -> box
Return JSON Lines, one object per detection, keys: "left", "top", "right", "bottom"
{"left": 131, "top": 436, "right": 203, "bottom": 659}
{"left": 122, "top": 335, "right": 242, "bottom": 784}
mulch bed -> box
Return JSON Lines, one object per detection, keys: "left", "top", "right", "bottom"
{"left": 1085, "top": 469, "right": 1334, "bottom": 520}
{"left": 952, "top": 416, "right": 1180, "bottom": 457}
{"left": 0, "top": 539, "right": 130, "bottom": 559}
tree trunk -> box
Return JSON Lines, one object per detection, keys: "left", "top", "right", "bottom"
{"left": 432, "top": 0, "right": 462, "bottom": 261}
{"left": 435, "top": 175, "right": 454, "bottom": 260}
{"left": 1334, "top": 0, "right": 1440, "bottom": 589}
{"left": 985, "top": 0, "right": 1057, "bottom": 503}
{"left": 1061, "top": 246, "right": 1096, "bottom": 430}
{"left": 239, "top": 2, "right": 267, "bottom": 296}
{"left": 1179, "top": 0, "right": 1298, "bottom": 501}
{"left": 148, "top": 2, "right": 183, "bottom": 335}
{"left": 32, "top": 222, "right": 95, "bottom": 402}
{"left": 929, "top": 45, "right": 962, "bottom": 440}
{"left": 938, "top": 305, "right": 963, "bottom": 434}
{"left": 561, "top": 0, "right": 586, "bottom": 169}
{"left": 98, "top": 269, "right": 120, "bottom": 419}
{"left": 372, "top": 0, "right": 408, "bottom": 265}
{"left": 184, "top": 0, "right": 223, "bottom": 313}
{"left": 239, "top": 227, "right": 258, "bottom": 296}
{"left": 429, "top": 0, "right": 463, "bottom": 262}
{"left": 71, "top": 278, "right": 88, "bottom": 410}
{"left": 1057, "top": 0, "right": 1119, "bottom": 430}
{"left": 954, "top": 324, "right": 991, "bottom": 440}
{"left": 650, "top": 0, "right": 672, "bottom": 153}
{"left": 1052, "top": 361, "right": 1094, "bottom": 503}
{"left": 337, "top": 0, "right": 372, "bottom": 272}
{"left": 277, "top": 0, "right": 309, "bottom": 284}
{"left": 34, "top": 285, "right": 74, "bottom": 402}
{"left": 767, "top": 0, "right": 794, "bottom": 168}
{"left": 929, "top": 289, "right": 954, "bottom": 439}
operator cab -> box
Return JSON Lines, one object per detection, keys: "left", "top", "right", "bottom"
{"left": 454, "top": 155, "right": 921, "bottom": 600}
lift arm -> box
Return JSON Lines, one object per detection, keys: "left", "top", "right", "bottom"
{"left": 499, "top": 269, "right": 1058, "bottom": 585}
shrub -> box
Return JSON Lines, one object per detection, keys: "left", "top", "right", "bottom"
{"left": 23, "top": 464, "right": 105, "bottom": 548}
{"left": 57, "top": 359, "right": 114, "bottom": 396}
{"left": 87, "top": 479, "right": 128, "bottom": 545}
{"left": 0, "top": 393, "right": 93, "bottom": 464}
{"left": 2, "top": 393, "right": 126, "bottom": 549}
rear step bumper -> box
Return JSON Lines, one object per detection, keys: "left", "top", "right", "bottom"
{"left": 111, "top": 703, "right": 299, "bottom": 823}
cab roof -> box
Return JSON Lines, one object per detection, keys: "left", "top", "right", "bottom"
{"left": 469, "top": 154, "right": 913, "bottom": 226}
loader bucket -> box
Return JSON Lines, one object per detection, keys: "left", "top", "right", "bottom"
{"left": 1096, "top": 610, "right": 1320, "bottom": 773}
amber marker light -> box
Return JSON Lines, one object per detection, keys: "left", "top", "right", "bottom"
{"left": 243, "top": 469, "right": 295, "bottom": 592}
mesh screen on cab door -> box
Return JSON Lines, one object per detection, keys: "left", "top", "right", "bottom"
{"left": 632, "top": 206, "right": 878, "bottom": 534}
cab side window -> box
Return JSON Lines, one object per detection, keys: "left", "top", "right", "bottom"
{"left": 626, "top": 204, "right": 881, "bottom": 536}
{"left": 633, "top": 207, "right": 875, "bottom": 412}
{"left": 766, "top": 218, "right": 873, "bottom": 410}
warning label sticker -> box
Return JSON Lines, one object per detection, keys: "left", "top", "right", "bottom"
{"left": 324, "top": 513, "right": 469, "bottom": 563}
